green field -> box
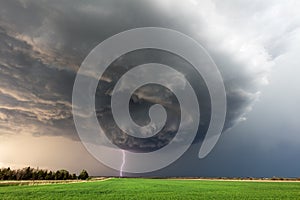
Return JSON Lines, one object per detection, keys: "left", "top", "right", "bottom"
{"left": 1, "top": 178, "right": 300, "bottom": 199}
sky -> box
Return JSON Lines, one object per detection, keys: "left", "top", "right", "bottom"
{"left": 0, "top": 0, "right": 300, "bottom": 177}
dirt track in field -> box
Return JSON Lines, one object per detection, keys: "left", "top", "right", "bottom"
{"left": 0, "top": 177, "right": 111, "bottom": 186}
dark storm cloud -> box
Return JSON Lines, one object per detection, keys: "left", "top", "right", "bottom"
{"left": 0, "top": 27, "right": 76, "bottom": 138}
{"left": 0, "top": 0, "right": 276, "bottom": 148}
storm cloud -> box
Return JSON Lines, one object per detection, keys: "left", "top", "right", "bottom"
{"left": 0, "top": 0, "right": 271, "bottom": 136}
{"left": 0, "top": 0, "right": 299, "bottom": 176}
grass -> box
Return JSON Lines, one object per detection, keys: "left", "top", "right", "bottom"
{"left": 0, "top": 178, "right": 300, "bottom": 199}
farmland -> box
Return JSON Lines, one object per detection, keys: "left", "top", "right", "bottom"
{"left": 0, "top": 178, "right": 300, "bottom": 199}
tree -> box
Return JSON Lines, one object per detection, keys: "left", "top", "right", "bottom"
{"left": 23, "top": 167, "right": 33, "bottom": 180}
{"left": 78, "top": 169, "right": 89, "bottom": 180}
{"left": 45, "top": 171, "right": 54, "bottom": 180}
{"left": 72, "top": 173, "right": 77, "bottom": 180}
{"left": 0, "top": 167, "right": 77, "bottom": 180}
{"left": 54, "top": 170, "right": 69, "bottom": 180}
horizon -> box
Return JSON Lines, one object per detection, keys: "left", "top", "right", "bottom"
{"left": 0, "top": 0, "right": 300, "bottom": 178}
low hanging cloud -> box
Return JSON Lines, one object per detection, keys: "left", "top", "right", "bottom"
{"left": 0, "top": 0, "right": 299, "bottom": 150}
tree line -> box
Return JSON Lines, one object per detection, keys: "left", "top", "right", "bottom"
{"left": 0, "top": 167, "right": 89, "bottom": 180}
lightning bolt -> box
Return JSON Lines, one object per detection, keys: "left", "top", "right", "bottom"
{"left": 120, "top": 150, "right": 126, "bottom": 177}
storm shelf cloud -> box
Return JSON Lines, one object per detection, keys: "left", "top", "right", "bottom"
{"left": 0, "top": 0, "right": 300, "bottom": 177}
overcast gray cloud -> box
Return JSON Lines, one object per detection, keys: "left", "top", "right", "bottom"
{"left": 0, "top": 0, "right": 299, "bottom": 176}
{"left": 0, "top": 0, "right": 271, "bottom": 138}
